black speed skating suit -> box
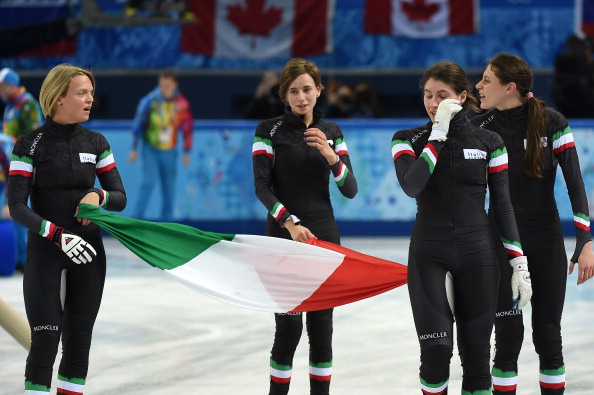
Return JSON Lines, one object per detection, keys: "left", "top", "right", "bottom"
{"left": 8, "top": 118, "right": 126, "bottom": 393}
{"left": 392, "top": 113, "right": 524, "bottom": 394}
{"left": 253, "top": 108, "right": 357, "bottom": 395}
{"left": 472, "top": 104, "right": 591, "bottom": 394}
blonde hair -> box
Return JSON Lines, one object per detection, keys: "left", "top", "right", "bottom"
{"left": 40, "top": 64, "right": 95, "bottom": 118}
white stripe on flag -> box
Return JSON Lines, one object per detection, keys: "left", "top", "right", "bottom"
{"left": 168, "top": 235, "right": 344, "bottom": 312}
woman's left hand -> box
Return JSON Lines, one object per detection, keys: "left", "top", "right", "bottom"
{"left": 569, "top": 240, "right": 594, "bottom": 284}
{"left": 305, "top": 128, "right": 338, "bottom": 165}
{"left": 76, "top": 192, "right": 100, "bottom": 226}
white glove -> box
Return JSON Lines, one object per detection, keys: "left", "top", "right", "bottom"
{"left": 510, "top": 256, "right": 532, "bottom": 310}
{"left": 428, "top": 99, "right": 463, "bottom": 142}
{"left": 51, "top": 227, "right": 97, "bottom": 264}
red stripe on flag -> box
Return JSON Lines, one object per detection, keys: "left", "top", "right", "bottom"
{"left": 364, "top": 0, "right": 392, "bottom": 34}
{"left": 450, "top": 0, "right": 476, "bottom": 34}
{"left": 289, "top": 239, "right": 407, "bottom": 312}
{"left": 19, "top": 38, "right": 76, "bottom": 57}
{"left": 584, "top": 23, "right": 594, "bottom": 36}
{"left": 292, "top": 0, "right": 328, "bottom": 57}
{"left": 181, "top": 0, "right": 216, "bottom": 55}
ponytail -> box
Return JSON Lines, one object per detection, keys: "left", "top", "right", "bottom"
{"left": 524, "top": 96, "right": 548, "bottom": 178}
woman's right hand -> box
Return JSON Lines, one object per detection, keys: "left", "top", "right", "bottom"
{"left": 285, "top": 220, "right": 315, "bottom": 243}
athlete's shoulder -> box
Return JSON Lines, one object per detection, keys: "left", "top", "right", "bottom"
{"left": 392, "top": 123, "right": 431, "bottom": 143}
{"left": 470, "top": 109, "right": 498, "bottom": 128}
{"left": 255, "top": 115, "right": 286, "bottom": 138}
{"left": 545, "top": 107, "right": 569, "bottom": 131}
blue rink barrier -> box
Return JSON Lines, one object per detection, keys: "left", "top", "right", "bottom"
{"left": 0, "top": 221, "right": 16, "bottom": 276}
{"left": 84, "top": 119, "right": 594, "bottom": 236}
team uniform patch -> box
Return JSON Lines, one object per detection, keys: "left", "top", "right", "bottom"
{"left": 463, "top": 149, "right": 487, "bottom": 160}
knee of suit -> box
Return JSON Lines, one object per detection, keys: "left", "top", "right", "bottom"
{"left": 533, "top": 323, "right": 563, "bottom": 367}
{"left": 275, "top": 314, "right": 304, "bottom": 336}
{"left": 533, "top": 322, "right": 561, "bottom": 345}
{"left": 420, "top": 344, "right": 453, "bottom": 384}
{"left": 29, "top": 330, "right": 61, "bottom": 367}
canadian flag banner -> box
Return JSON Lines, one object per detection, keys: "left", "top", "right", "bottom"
{"left": 364, "top": 0, "right": 478, "bottom": 38}
{"left": 181, "top": 0, "right": 335, "bottom": 60}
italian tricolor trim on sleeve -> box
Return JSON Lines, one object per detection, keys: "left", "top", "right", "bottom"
{"left": 573, "top": 212, "right": 591, "bottom": 231}
{"left": 8, "top": 154, "right": 33, "bottom": 177}
{"left": 332, "top": 161, "right": 349, "bottom": 187}
{"left": 501, "top": 237, "right": 523, "bottom": 257}
{"left": 252, "top": 137, "right": 273, "bottom": 158}
{"left": 40, "top": 220, "right": 58, "bottom": 239}
{"left": 420, "top": 143, "right": 438, "bottom": 173}
{"left": 488, "top": 148, "right": 508, "bottom": 173}
{"left": 391, "top": 139, "right": 416, "bottom": 160}
{"left": 96, "top": 149, "right": 116, "bottom": 174}
{"left": 334, "top": 137, "right": 348, "bottom": 156}
{"left": 552, "top": 127, "right": 575, "bottom": 155}
{"left": 270, "top": 202, "right": 287, "bottom": 222}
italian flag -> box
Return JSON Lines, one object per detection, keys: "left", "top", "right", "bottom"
{"left": 76, "top": 204, "right": 407, "bottom": 313}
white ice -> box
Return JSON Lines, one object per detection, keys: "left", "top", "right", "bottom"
{"left": 1, "top": 236, "right": 593, "bottom": 394}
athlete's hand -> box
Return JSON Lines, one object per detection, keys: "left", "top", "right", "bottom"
{"left": 510, "top": 256, "right": 532, "bottom": 310}
{"left": 76, "top": 192, "right": 100, "bottom": 226}
{"left": 569, "top": 240, "right": 594, "bottom": 285}
{"left": 285, "top": 219, "right": 315, "bottom": 243}
{"left": 428, "top": 99, "right": 462, "bottom": 142}
{"left": 50, "top": 227, "right": 97, "bottom": 264}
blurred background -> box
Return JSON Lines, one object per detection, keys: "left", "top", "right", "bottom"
{"left": 2, "top": 0, "right": 594, "bottom": 236}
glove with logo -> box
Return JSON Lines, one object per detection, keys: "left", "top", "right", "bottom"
{"left": 428, "top": 98, "right": 463, "bottom": 142}
{"left": 510, "top": 256, "right": 532, "bottom": 310}
{"left": 50, "top": 226, "right": 97, "bottom": 264}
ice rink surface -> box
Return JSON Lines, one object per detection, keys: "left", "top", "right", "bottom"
{"left": 1, "top": 236, "right": 593, "bottom": 394}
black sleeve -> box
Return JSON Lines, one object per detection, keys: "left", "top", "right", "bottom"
{"left": 91, "top": 133, "right": 126, "bottom": 212}
{"left": 329, "top": 125, "right": 357, "bottom": 199}
{"left": 392, "top": 128, "right": 443, "bottom": 198}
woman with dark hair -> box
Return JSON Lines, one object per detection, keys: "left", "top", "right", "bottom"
{"left": 473, "top": 52, "right": 594, "bottom": 395}
{"left": 392, "top": 61, "right": 531, "bottom": 394}
{"left": 252, "top": 58, "right": 357, "bottom": 395}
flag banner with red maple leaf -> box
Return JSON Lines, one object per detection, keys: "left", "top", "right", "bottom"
{"left": 181, "top": 0, "right": 335, "bottom": 59}
{"left": 364, "top": 0, "right": 478, "bottom": 38}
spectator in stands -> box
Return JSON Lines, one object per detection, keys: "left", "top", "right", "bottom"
{"left": 124, "top": 0, "right": 194, "bottom": 19}
{"left": 128, "top": 70, "right": 193, "bottom": 221}
{"left": 0, "top": 67, "right": 43, "bottom": 273}
{"left": 244, "top": 70, "right": 285, "bottom": 120}
{"left": 321, "top": 80, "right": 355, "bottom": 118}
{"left": 352, "top": 81, "right": 383, "bottom": 118}
{"left": 552, "top": 33, "right": 594, "bottom": 118}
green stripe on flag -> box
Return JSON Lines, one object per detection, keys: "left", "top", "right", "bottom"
{"left": 76, "top": 204, "right": 235, "bottom": 270}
